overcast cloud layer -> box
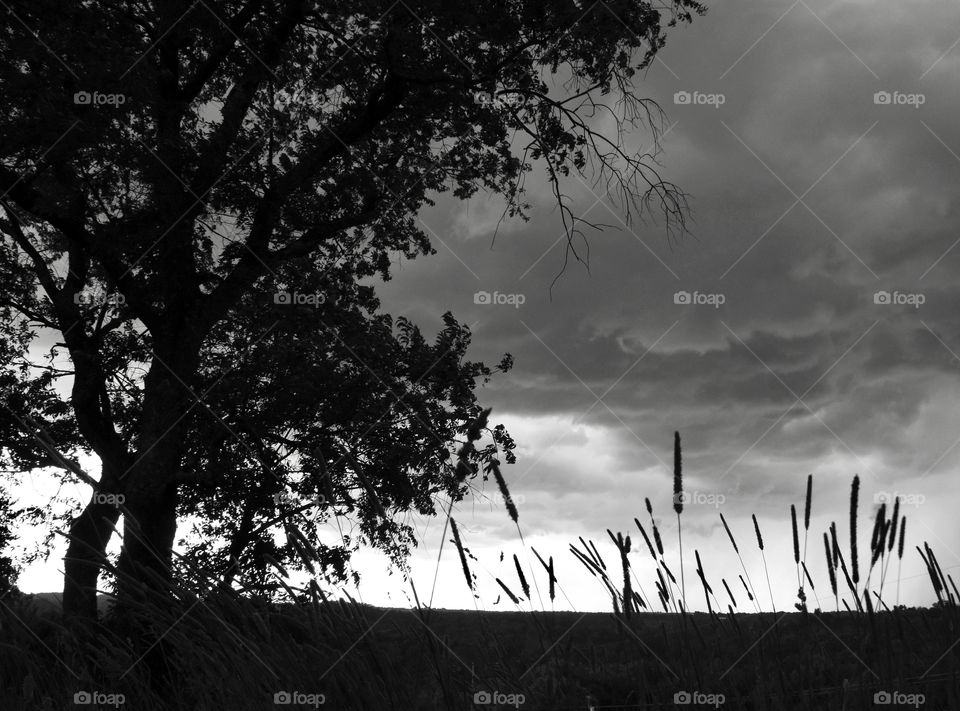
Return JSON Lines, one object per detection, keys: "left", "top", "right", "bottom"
{"left": 357, "top": 0, "right": 960, "bottom": 612}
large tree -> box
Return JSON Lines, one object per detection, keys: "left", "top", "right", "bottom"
{"left": 0, "top": 0, "right": 703, "bottom": 620}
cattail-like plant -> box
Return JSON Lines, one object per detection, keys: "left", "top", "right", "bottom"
{"left": 801, "top": 474, "right": 812, "bottom": 596}
{"left": 661, "top": 560, "right": 678, "bottom": 585}
{"left": 588, "top": 539, "right": 605, "bottom": 569}
{"left": 607, "top": 530, "right": 633, "bottom": 619}
{"left": 720, "top": 512, "right": 739, "bottom": 554}
{"left": 513, "top": 554, "right": 530, "bottom": 600}
{"left": 752, "top": 513, "right": 775, "bottom": 612}
{"left": 673, "top": 432, "right": 683, "bottom": 513}
{"left": 547, "top": 556, "right": 555, "bottom": 604}
{"left": 694, "top": 549, "right": 713, "bottom": 614}
{"left": 635, "top": 518, "right": 658, "bottom": 561}
{"left": 722, "top": 578, "right": 737, "bottom": 608}
{"left": 450, "top": 518, "right": 474, "bottom": 594}
{"left": 868, "top": 502, "right": 887, "bottom": 598}
{"left": 571, "top": 541, "right": 624, "bottom": 612}
{"left": 879, "top": 497, "right": 899, "bottom": 600}
{"left": 752, "top": 513, "right": 764, "bottom": 551}
{"left": 489, "top": 457, "right": 518, "bottom": 524}
{"left": 830, "top": 521, "right": 840, "bottom": 570}
{"left": 824, "top": 531, "right": 838, "bottom": 610}
{"left": 918, "top": 544, "right": 943, "bottom": 606}
{"left": 532, "top": 547, "right": 557, "bottom": 604}
{"left": 927, "top": 543, "right": 953, "bottom": 607}
{"left": 570, "top": 544, "right": 601, "bottom": 579}
{"left": 577, "top": 536, "right": 606, "bottom": 571}
{"left": 673, "top": 431, "right": 685, "bottom": 604}
{"left": 438, "top": 408, "right": 499, "bottom": 608}
{"left": 658, "top": 560, "right": 679, "bottom": 613}
{"left": 949, "top": 575, "right": 960, "bottom": 606}
{"left": 896, "top": 515, "right": 906, "bottom": 605}
{"left": 887, "top": 497, "right": 900, "bottom": 554}
{"left": 644, "top": 498, "right": 665, "bottom": 557}
{"left": 849, "top": 475, "right": 860, "bottom": 589}
{"left": 655, "top": 572, "right": 669, "bottom": 612}
{"left": 495, "top": 577, "right": 520, "bottom": 605}
{"left": 791, "top": 504, "right": 800, "bottom": 587}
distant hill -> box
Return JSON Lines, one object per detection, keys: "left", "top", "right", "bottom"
{"left": 18, "top": 592, "right": 114, "bottom": 617}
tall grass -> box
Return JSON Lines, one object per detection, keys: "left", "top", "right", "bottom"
{"left": 752, "top": 513, "right": 776, "bottom": 611}
{"left": 6, "top": 421, "right": 959, "bottom": 711}
{"left": 673, "top": 431, "right": 685, "bottom": 606}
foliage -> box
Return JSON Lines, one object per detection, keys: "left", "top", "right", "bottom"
{"left": 0, "top": 0, "right": 702, "bottom": 605}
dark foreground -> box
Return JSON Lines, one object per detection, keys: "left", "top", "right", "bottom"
{"left": 1, "top": 593, "right": 957, "bottom": 710}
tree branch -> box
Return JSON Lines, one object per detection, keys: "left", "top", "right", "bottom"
{"left": 178, "top": 0, "right": 266, "bottom": 103}
{"left": 191, "top": 0, "right": 307, "bottom": 197}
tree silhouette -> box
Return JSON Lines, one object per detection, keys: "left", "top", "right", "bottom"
{"left": 0, "top": 0, "right": 704, "bottom": 621}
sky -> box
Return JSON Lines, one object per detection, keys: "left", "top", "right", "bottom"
{"left": 13, "top": 0, "right": 960, "bottom": 614}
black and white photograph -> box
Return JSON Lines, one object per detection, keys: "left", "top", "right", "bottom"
{"left": 0, "top": 0, "right": 958, "bottom": 708}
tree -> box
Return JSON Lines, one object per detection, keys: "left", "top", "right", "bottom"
{"left": 175, "top": 263, "right": 516, "bottom": 598}
{"left": 0, "top": 488, "right": 20, "bottom": 601}
{"left": 0, "top": 0, "right": 704, "bottom": 620}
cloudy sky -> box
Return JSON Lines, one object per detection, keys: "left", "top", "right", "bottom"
{"left": 16, "top": 0, "right": 960, "bottom": 614}
{"left": 355, "top": 0, "right": 960, "bottom": 612}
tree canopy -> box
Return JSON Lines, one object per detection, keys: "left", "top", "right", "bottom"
{"left": 0, "top": 0, "right": 703, "bottom": 619}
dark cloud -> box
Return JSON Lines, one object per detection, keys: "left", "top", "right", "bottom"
{"left": 360, "top": 0, "right": 960, "bottom": 609}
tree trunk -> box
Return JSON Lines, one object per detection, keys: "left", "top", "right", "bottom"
{"left": 62, "top": 460, "right": 124, "bottom": 620}
{"left": 116, "top": 477, "right": 179, "bottom": 602}
{"left": 62, "top": 498, "right": 122, "bottom": 619}
{"left": 114, "top": 476, "right": 180, "bottom": 694}
{"left": 115, "top": 339, "right": 198, "bottom": 601}
{"left": 110, "top": 349, "right": 193, "bottom": 693}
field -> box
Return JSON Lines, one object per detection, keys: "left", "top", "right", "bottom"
{"left": 3, "top": 470, "right": 958, "bottom": 710}
{"left": 2, "top": 594, "right": 957, "bottom": 710}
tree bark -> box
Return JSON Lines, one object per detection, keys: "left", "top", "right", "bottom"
{"left": 116, "top": 482, "right": 179, "bottom": 600}
{"left": 114, "top": 334, "right": 199, "bottom": 602}
{"left": 114, "top": 458, "right": 180, "bottom": 695}
{"left": 62, "top": 460, "right": 124, "bottom": 620}
{"left": 62, "top": 498, "right": 122, "bottom": 619}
